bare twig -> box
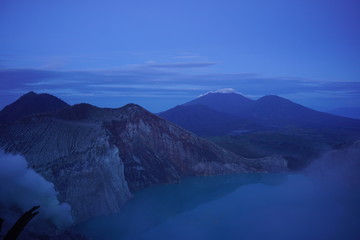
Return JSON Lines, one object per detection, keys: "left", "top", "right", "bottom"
{"left": 3, "top": 206, "right": 40, "bottom": 240}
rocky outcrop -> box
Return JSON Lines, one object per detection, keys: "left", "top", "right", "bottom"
{"left": 106, "top": 104, "right": 286, "bottom": 191}
{"left": 0, "top": 91, "right": 69, "bottom": 124}
{"left": 0, "top": 110, "right": 132, "bottom": 222}
{"left": 0, "top": 102, "right": 288, "bottom": 222}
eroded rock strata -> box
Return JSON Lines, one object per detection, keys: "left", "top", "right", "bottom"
{"left": 0, "top": 102, "right": 287, "bottom": 222}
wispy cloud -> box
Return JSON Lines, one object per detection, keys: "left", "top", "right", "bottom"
{"left": 173, "top": 55, "right": 203, "bottom": 60}
{"left": 89, "top": 61, "right": 218, "bottom": 73}
{"left": 0, "top": 67, "right": 359, "bottom": 112}
{"left": 1, "top": 68, "right": 359, "bottom": 96}
{"left": 146, "top": 62, "right": 217, "bottom": 69}
{"left": 88, "top": 84, "right": 209, "bottom": 91}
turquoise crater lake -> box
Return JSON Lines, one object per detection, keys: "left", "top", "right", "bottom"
{"left": 74, "top": 173, "right": 360, "bottom": 240}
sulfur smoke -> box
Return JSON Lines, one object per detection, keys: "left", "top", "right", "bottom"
{"left": 305, "top": 141, "right": 360, "bottom": 187}
{"left": 0, "top": 150, "right": 73, "bottom": 228}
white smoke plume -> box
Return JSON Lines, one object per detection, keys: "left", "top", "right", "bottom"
{"left": 0, "top": 150, "right": 73, "bottom": 229}
{"left": 305, "top": 141, "right": 360, "bottom": 188}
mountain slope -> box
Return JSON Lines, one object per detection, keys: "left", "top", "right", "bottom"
{"left": 163, "top": 92, "right": 360, "bottom": 132}
{"left": 100, "top": 103, "right": 285, "bottom": 190}
{"left": 0, "top": 91, "right": 69, "bottom": 124}
{"left": 0, "top": 106, "right": 132, "bottom": 222}
{"left": 158, "top": 104, "right": 261, "bottom": 136}
{"left": 0, "top": 98, "right": 287, "bottom": 222}
{"left": 160, "top": 92, "right": 360, "bottom": 169}
{"left": 247, "top": 95, "right": 360, "bottom": 129}
{"left": 184, "top": 92, "right": 254, "bottom": 116}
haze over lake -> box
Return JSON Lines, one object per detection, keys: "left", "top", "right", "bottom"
{"left": 75, "top": 172, "right": 360, "bottom": 240}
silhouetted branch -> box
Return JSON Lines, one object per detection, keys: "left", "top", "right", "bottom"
{"left": 3, "top": 206, "right": 40, "bottom": 240}
{"left": 0, "top": 217, "right": 4, "bottom": 239}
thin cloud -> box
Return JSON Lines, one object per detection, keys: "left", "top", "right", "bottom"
{"left": 173, "top": 55, "right": 203, "bottom": 60}
{"left": 146, "top": 62, "right": 217, "bottom": 69}
{"left": 320, "top": 82, "right": 360, "bottom": 94}
{"left": 1, "top": 68, "right": 359, "bottom": 96}
{"left": 88, "top": 84, "right": 209, "bottom": 91}
{"left": 85, "top": 61, "right": 217, "bottom": 73}
{"left": 0, "top": 67, "right": 359, "bottom": 111}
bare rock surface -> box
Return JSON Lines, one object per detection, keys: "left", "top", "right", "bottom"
{"left": 0, "top": 102, "right": 287, "bottom": 222}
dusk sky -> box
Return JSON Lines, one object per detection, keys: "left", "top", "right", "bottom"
{"left": 1, "top": 0, "right": 359, "bottom": 112}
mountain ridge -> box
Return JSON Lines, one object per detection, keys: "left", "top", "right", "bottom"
{"left": 0, "top": 91, "right": 69, "bottom": 124}
{"left": 184, "top": 92, "right": 254, "bottom": 116}
{"left": 160, "top": 92, "right": 360, "bottom": 170}
{"left": 159, "top": 104, "right": 263, "bottom": 136}
{"left": 0, "top": 92, "right": 287, "bottom": 222}
{"left": 161, "top": 92, "right": 360, "bottom": 133}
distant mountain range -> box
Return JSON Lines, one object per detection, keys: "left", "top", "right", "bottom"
{"left": 183, "top": 92, "right": 253, "bottom": 116}
{"left": 159, "top": 92, "right": 360, "bottom": 170}
{"left": 159, "top": 92, "right": 360, "bottom": 136}
{"left": 0, "top": 92, "right": 286, "bottom": 222}
{"left": 159, "top": 104, "right": 262, "bottom": 137}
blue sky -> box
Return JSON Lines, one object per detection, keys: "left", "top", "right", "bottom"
{"left": 0, "top": 0, "right": 359, "bottom": 112}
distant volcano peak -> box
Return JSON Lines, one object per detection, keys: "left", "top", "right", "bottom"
{"left": 23, "top": 91, "right": 37, "bottom": 96}
{"left": 198, "top": 88, "right": 242, "bottom": 97}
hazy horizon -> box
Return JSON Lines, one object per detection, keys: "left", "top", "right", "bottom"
{"left": 2, "top": 89, "right": 360, "bottom": 117}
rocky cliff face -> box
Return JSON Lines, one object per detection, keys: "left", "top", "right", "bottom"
{"left": 0, "top": 112, "right": 132, "bottom": 222}
{"left": 0, "top": 102, "right": 287, "bottom": 222}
